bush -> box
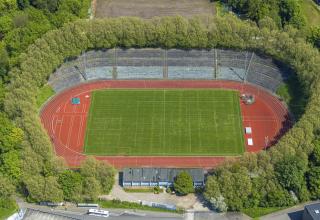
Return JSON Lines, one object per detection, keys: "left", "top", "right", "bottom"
{"left": 154, "top": 186, "right": 160, "bottom": 194}
{"left": 174, "top": 171, "right": 194, "bottom": 196}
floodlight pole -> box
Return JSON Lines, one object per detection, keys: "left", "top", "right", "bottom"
{"left": 244, "top": 52, "right": 254, "bottom": 83}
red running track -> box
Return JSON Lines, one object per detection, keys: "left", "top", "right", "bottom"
{"left": 40, "top": 80, "right": 292, "bottom": 169}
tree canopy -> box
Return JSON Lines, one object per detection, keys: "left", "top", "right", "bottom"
{"left": 173, "top": 171, "right": 194, "bottom": 195}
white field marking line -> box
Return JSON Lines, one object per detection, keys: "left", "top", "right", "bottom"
{"left": 213, "top": 109, "right": 218, "bottom": 148}
{"left": 232, "top": 94, "right": 241, "bottom": 148}
{"left": 134, "top": 102, "right": 139, "bottom": 149}
{"left": 85, "top": 92, "right": 95, "bottom": 149}
{"left": 197, "top": 91, "right": 202, "bottom": 149}
{"left": 117, "top": 117, "right": 122, "bottom": 148}
{"left": 188, "top": 104, "right": 192, "bottom": 154}
{"left": 163, "top": 90, "right": 166, "bottom": 150}
{"left": 150, "top": 101, "right": 155, "bottom": 154}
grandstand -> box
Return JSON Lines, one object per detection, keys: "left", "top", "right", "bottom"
{"left": 48, "top": 48, "right": 288, "bottom": 93}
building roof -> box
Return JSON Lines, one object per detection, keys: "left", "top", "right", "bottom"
{"left": 305, "top": 203, "right": 320, "bottom": 219}
{"left": 123, "top": 168, "right": 204, "bottom": 183}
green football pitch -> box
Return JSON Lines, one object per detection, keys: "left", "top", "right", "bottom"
{"left": 84, "top": 89, "right": 245, "bottom": 156}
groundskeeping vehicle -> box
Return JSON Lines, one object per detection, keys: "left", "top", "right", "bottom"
{"left": 87, "top": 209, "right": 110, "bottom": 218}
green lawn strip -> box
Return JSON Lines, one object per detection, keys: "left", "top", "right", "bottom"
{"left": 0, "top": 201, "right": 18, "bottom": 220}
{"left": 241, "top": 207, "right": 287, "bottom": 218}
{"left": 301, "top": 0, "right": 320, "bottom": 27}
{"left": 37, "top": 85, "right": 55, "bottom": 108}
{"left": 84, "top": 89, "right": 244, "bottom": 156}
{"left": 99, "top": 200, "right": 184, "bottom": 214}
{"left": 0, "top": 208, "right": 17, "bottom": 219}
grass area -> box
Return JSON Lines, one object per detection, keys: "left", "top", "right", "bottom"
{"left": 242, "top": 207, "right": 287, "bottom": 218}
{"left": 0, "top": 208, "right": 17, "bottom": 220}
{"left": 0, "top": 200, "right": 18, "bottom": 220}
{"left": 84, "top": 89, "right": 244, "bottom": 156}
{"left": 37, "top": 85, "right": 55, "bottom": 108}
{"left": 99, "top": 199, "right": 183, "bottom": 214}
{"left": 301, "top": 0, "right": 320, "bottom": 27}
{"left": 276, "top": 75, "right": 307, "bottom": 119}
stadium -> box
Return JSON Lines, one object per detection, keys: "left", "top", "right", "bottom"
{"left": 40, "top": 48, "right": 292, "bottom": 168}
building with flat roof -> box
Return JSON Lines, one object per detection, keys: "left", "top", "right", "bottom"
{"left": 303, "top": 203, "right": 320, "bottom": 220}
{"left": 122, "top": 168, "right": 205, "bottom": 187}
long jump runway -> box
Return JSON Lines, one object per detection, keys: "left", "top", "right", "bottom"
{"left": 40, "top": 80, "right": 292, "bottom": 169}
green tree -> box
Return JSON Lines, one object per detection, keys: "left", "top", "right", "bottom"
{"left": 0, "top": 113, "right": 23, "bottom": 153}
{"left": 308, "top": 26, "right": 320, "bottom": 48}
{"left": 96, "top": 162, "right": 115, "bottom": 194}
{"left": 43, "top": 176, "right": 64, "bottom": 202}
{"left": 0, "top": 0, "right": 17, "bottom": 14}
{"left": 30, "top": 0, "right": 59, "bottom": 12}
{"left": 80, "top": 157, "right": 115, "bottom": 196}
{"left": 0, "top": 150, "right": 21, "bottom": 182}
{"left": 82, "top": 177, "right": 101, "bottom": 202}
{"left": 274, "top": 155, "right": 307, "bottom": 192}
{"left": 0, "top": 175, "right": 15, "bottom": 198}
{"left": 204, "top": 176, "right": 221, "bottom": 200}
{"left": 279, "top": 0, "right": 306, "bottom": 28}
{"left": 311, "top": 140, "right": 320, "bottom": 165}
{"left": 0, "top": 16, "right": 13, "bottom": 39}
{"left": 0, "top": 44, "right": 9, "bottom": 78}
{"left": 58, "top": 170, "right": 83, "bottom": 202}
{"left": 262, "top": 181, "right": 294, "bottom": 207}
{"left": 173, "top": 171, "right": 194, "bottom": 195}
{"left": 307, "top": 166, "right": 320, "bottom": 199}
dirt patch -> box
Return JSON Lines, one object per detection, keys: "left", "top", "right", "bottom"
{"left": 94, "top": 0, "right": 215, "bottom": 19}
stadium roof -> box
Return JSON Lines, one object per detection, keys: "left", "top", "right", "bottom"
{"left": 123, "top": 168, "right": 204, "bottom": 183}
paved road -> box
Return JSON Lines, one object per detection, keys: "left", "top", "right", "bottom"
{"left": 260, "top": 201, "right": 320, "bottom": 220}
{"left": 18, "top": 202, "right": 183, "bottom": 220}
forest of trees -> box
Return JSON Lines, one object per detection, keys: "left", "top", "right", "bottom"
{"left": 3, "top": 15, "right": 320, "bottom": 213}
{"left": 219, "top": 0, "right": 306, "bottom": 28}
{"left": 217, "top": 0, "right": 320, "bottom": 49}
{"left": 0, "top": 0, "right": 320, "bottom": 216}
{"left": 0, "top": 0, "right": 116, "bottom": 215}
